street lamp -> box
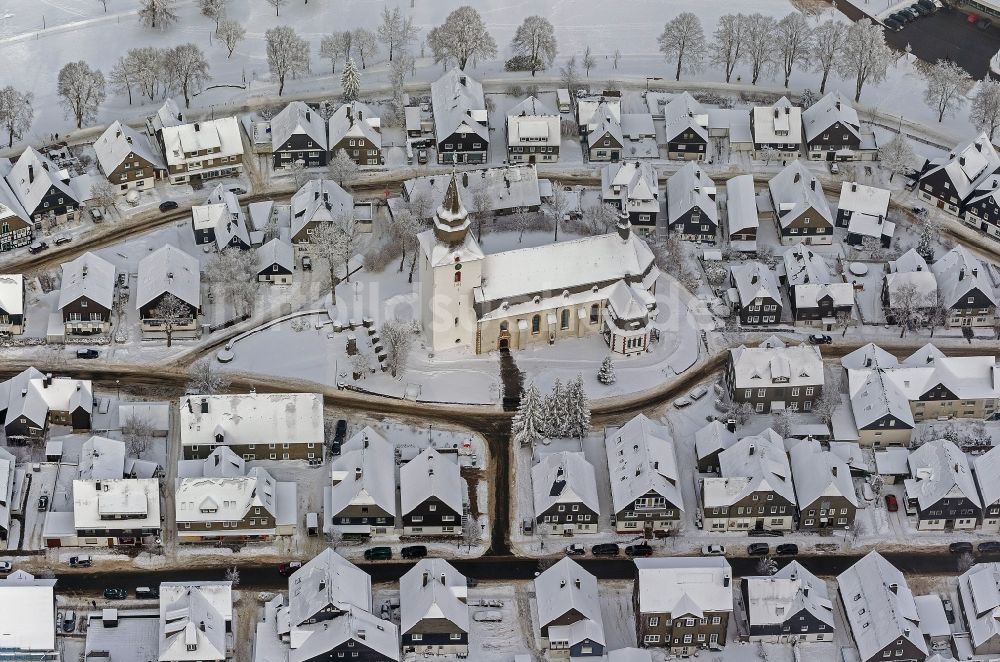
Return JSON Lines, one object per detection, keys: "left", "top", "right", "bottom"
{"left": 646, "top": 76, "right": 663, "bottom": 91}
{"left": 116, "top": 379, "right": 120, "bottom": 401}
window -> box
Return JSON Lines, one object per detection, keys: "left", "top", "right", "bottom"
{"left": 590, "top": 304, "right": 599, "bottom": 323}
{"left": 532, "top": 315, "right": 541, "bottom": 334}
{"left": 643, "top": 635, "right": 660, "bottom": 644}
{"left": 412, "top": 634, "right": 422, "bottom": 641}
{"left": 649, "top": 617, "right": 659, "bottom": 627}
{"left": 711, "top": 616, "right": 721, "bottom": 625}
{"left": 454, "top": 271, "right": 461, "bottom": 283}
{"left": 561, "top": 309, "right": 570, "bottom": 330}
{"left": 450, "top": 633, "right": 462, "bottom": 640}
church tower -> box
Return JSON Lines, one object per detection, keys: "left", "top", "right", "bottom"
{"left": 417, "top": 172, "right": 485, "bottom": 353}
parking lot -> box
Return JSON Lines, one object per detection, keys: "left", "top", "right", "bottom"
{"left": 885, "top": 6, "right": 1000, "bottom": 79}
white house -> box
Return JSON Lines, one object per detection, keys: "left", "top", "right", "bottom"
{"left": 0, "top": 570, "right": 57, "bottom": 660}
{"left": 159, "top": 116, "right": 243, "bottom": 185}
{"left": 158, "top": 582, "right": 233, "bottom": 662}
{"left": 506, "top": 96, "right": 560, "bottom": 164}
{"left": 751, "top": 97, "right": 803, "bottom": 159}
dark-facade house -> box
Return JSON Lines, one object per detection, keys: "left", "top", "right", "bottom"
{"left": 768, "top": 160, "right": 834, "bottom": 245}
{"left": 290, "top": 178, "right": 354, "bottom": 246}
{"left": 0, "top": 367, "right": 93, "bottom": 441}
{"left": 743, "top": 561, "right": 834, "bottom": 643}
{"left": 57, "top": 252, "right": 116, "bottom": 335}
{"left": 601, "top": 161, "right": 660, "bottom": 237}
{"left": 329, "top": 101, "right": 383, "bottom": 167}
{"left": 506, "top": 96, "right": 561, "bottom": 164}
{"left": 663, "top": 92, "right": 709, "bottom": 161}
{"left": 0, "top": 274, "right": 24, "bottom": 334}
{"left": 400, "top": 447, "right": 464, "bottom": 536}
{"left": 802, "top": 92, "right": 872, "bottom": 161}
{"left": 905, "top": 438, "right": 982, "bottom": 530}
{"left": 271, "top": 101, "right": 329, "bottom": 169}
{"left": 93, "top": 120, "right": 165, "bottom": 192}
{"left": 666, "top": 162, "right": 717, "bottom": 242}
{"left": 532, "top": 451, "right": 600, "bottom": 535}
{"left": 724, "top": 342, "right": 824, "bottom": 414}
{"left": 534, "top": 558, "right": 606, "bottom": 658}
{"left": 728, "top": 262, "right": 781, "bottom": 326}
{"left": 917, "top": 132, "right": 1000, "bottom": 217}
{"left": 431, "top": 69, "right": 488, "bottom": 164}
{"left": 400, "top": 559, "right": 469, "bottom": 656}
{"left": 790, "top": 439, "right": 858, "bottom": 530}
{"left": 0, "top": 178, "right": 32, "bottom": 252}
{"left": 5, "top": 147, "right": 79, "bottom": 223}
{"left": 136, "top": 245, "right": 201, "bottom": 340}
{"left": 930, "top": 247, "right": 998, "bottom": 329}
{"left": 328, "top": 427, "right": 397, "bottom": 535}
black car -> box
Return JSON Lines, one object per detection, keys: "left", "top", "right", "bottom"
{"left": 625, "top": 544, "right": 653, "bottom": 558}
{"left": 27, "top": 241, "right": 48, "bottom": 254}
{"left": 900, "top": 7, "right": 920, "bottom": 19}
{"left": 159, "top": 200, "right": 179, "bottom": 212}
{"left": 809, "top": 334, "right": 833, "bottom": 345}
{"left": 942, "top": 597, "right": 955, "bottom": 624}
{"left": 979, "top": 541, "right": 1000, "bottom": 554}
{"left": 37, "top": 495, "right": 49, "bottom": 511}
{"left": 917, "top": 0, "right": 938, "bottom": 11}
{"left": 884, "top": 17, "right": 904, "bottom": 31}
{"left": 332, "top": 419, "right": 347, "bottom": 455}
{"left": 950, "top": 541, "right": 974, "bottom": 554}
{"left": 592, "top": 543, "right": 620, "bottom": 556}
{"left": 401, "top": 545, "right": 428, "bottom": 559}
{"left": 747, "top": 543, "right": 770, "bottom": 556}
{"left": 911, "top": 4, "right": 931, "bottom": 16}
{"left": 76, "top": 349, "right": 99, "bottom": 359}
{"left": 891, "top": 11, "right": 912, "bottom": 22}
{"left": 776, "top": 543, "right": 798, "bottom": 556}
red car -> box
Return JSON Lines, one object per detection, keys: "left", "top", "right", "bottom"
{"left": 885, "top": 494, "right": 899, "bottom": 512}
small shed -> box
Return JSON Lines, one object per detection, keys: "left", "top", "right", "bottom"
{"left": 875, "top": 447, "right": 910, "bottom": 484}
{"left": 45, "top": 441, "right": 63, "bottom": 462}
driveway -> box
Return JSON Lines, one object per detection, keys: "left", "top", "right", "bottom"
{"left": 885, "top": 8, "right": 1000, "bottom": 79}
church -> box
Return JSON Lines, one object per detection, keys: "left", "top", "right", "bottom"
{"left": 417, "top": 173, "right": 661, "bottom": 356}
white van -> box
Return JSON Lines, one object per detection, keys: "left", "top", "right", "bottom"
{"left": 556, "top": 88, "right": 571, "bottom": 113}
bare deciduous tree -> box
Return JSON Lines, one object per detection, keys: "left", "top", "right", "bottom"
{"left": 381, "top": 318, "right": 419, "bottom": 377}
{"left": 879, "top": 132, "right": 916, "bottom": 182}
{"left": 311, "top": 215, "right": 361, "bottom": 304}
{"left": 264, "top": 0, "right": 287, "bottom": 17}
{"left": 972, "top": 79, "right": 1000, "bottom": 140}
{"left": 150, "top": 293, "right": 193, "bottom": 347}
{"left": 266, "top": 26, "right": 310, "bottom": 97}
{"left": 841, "top": 19, "right": 894, "bottom": 102}
{"left": 138, "top": 0, "right": 177, "bottom": 30}
{"left": 582, "top": 45, "right": 596, "bottom": 77}
{"left": 0, "top": 86, "right": 33, "bottom": 148}
{"left": 745, "top": 13, "right": 777, "bottom": 85}
{"left": 188, "top": 359, "right": 231, "bottom": 394}
{"left": 889, "top": 283, "right": 924, "bottom": 338}
{"left": 658, "top": 12, "right": 707, "bottom": 82}
{"left": 510, "top": 15, "right": 557, "bottom": 76}
{"left": 775, "top": 12, "right": 812, "bottom": 89}
{"left": 559, "top": 56, "right": 580, "bottom": 94}
{"left": 427, "top": 6, "right": 497, "bottom": 69}
{"left": 90, "top": 180, "right": 118, "bottom": 216}
{"left": 122, "top": 415, "right": 154, "bottom": 456}
{"left": 352, "top": 28, "right": 378, "bottom": 69}
{"left": 198, "top": 0, "right": 227, "bottom": 28}
{"left": 712, "top": 13, "right": 748, "bottom": 84}
{"left": 320, "top": 32, "right": 351, "bottom": 74}
{"left": 108, "top": 57, "right": 135, "bottom": 105}
{"left": 57, "top": 61, "right": 106, "bottom": 129}
{"left": 164, "top": 43, "right": 210, "bottom": 109}
{"left": 327, "top": 149, "right": 358, "bottom": 187}
{"left": 216, "top": 20, "right": 245, "bottom": 59}
{"left": 922, "top": 59, "right": 973, "bottom": 122}
{"left": 542, "top": 185, "right": 571, "bottom": 242}
{"left": 377, "top": 6, "right": 416, "bottom": 62}
{"left": 811, "top": 19, "right": 847, "bottom": 95}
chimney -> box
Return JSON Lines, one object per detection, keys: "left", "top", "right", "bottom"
{"left": 357, "top": 629, "right": 366, "bottom": 641}
{"left": 574, "top": 578, "right": 581, "bottom": 589}
{"left": 187, "top": 399, "right": 193, "bottom": 413}
{"left": 877, "top": 215, "right": 883, "bottom": 225}
{"left": 960, "top": 156, "right": 966, "bottom": 166}
{"left": 199, "top": 621, "right": 206, "bottom": 632}
{"left": 851, "top": 183, "right": 857, "bottom": 192}
{"left": 27, "top": 165, "right": 33, "bottom": 184}
{"left": 44, "top": 373, "right": 52, "bottom": 388}
{"left": 976, "top": 141, "right": 983, "bottom": 152}
{"left": 810, "top": 179, "right": 816, "bottom": 191}
{"left": 803, "top": 585, "right": 810, "bottom": 597}
{"left": 751, "top": 274, "right": 758, "bottom": 285}
{"left": 214, "top": 453, "right": 220, "bottom": 466}
{"left": 319, "top": 580, "right": 326, "bottom": 591}
{"left": 774, "top": 108, "right": 780, "bottom": 119}
{"left": 305, "top": 109, "right": 311, "bottom": 122}
{"left": 831, "top": 466, "right": 838, "bottom": 477}
{"left": 314, "top": 190, "right": 320, "bottom": 201}
{"left": 835, "top": 101, "right": 841, "bottom": 111}
{"left": 459, "top": 75, "right": 467, "bottom": 86}
{"left": 653, "top": 460, "right": 659, "bottom": 470}
{"left": 20, "top": 388, "right": 26, "bottom": 398}
{"left": 793, "top": 172, "right": 801, "bottom": 184}
{"left": 973, "top": 267, "right": 979, "bottom": 277}
{"left": 726, "top": 419, "right": 737, "bottom": 433}
{"left": 201, "top": 398, "right": 208, "bottom": 413}
{"left": 422, "top": 572, "right": 429, "bottom": 587}
{"left": 749, "top": 443, "right": 756, "bottom": 456}
{"left": 560, "top": 580, "right": 566, "bottom": 588}
{"left": 959, "top": 268, "right": 965, "bottom": 281}
{"left": 115, "top": 128, "right": 121, "bottom": 139}
{"left": 355, "top": 467, "right": 363, "bottom": 480}
{"left": 363, "top": 434, "right": 369, "bottom": 449}
{"left": 194, "top": 122, "right": 201, "bottom": 132}
{"left": 440, "top": 573, "right": 446, "bottom": 585}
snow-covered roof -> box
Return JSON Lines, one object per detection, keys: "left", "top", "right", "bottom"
{"left": 913, "top": 594, "right": 950, "bottom": 639}
{"left": 577, "top": 95, "right": 621, "bottom": 131}
{"left": 400, "top": 559, "right": 468, "bottom": 635}
{"left": 532, "top": 451, "right": 600, "bottom": 516}
{"left": 290, "top": 179, "right": 354, "bottom": 239}
{"left": 707, "top": 430, "right": 795, "bottom": 507}
{"left": 606, "top": 280, "right": 656, "bottom": 326}
{"left": 634, "top": 558, "right": 733, "bottom": 617}
{"left": 416, "top": 225, "right": 485, "bottom": 268}
{"left": 726, "top": 174, "right": 758, "bottom": 235}
{"left": 602, "top": 161, "right": 659, "bottom": 218}
{"left": 975, "top": 445, "right": 1000, "bottom": 506}
{"left": 794, "top": 283, "right": 855, "bottom": 310}
{"left": 136, "top": 245, "right": 200, "bottom": 309}
{"left": 431, "top": 68, "right": 487, "bottom": 144}
{"left": 271, "top": 101, "right": 328, "bottom": 152}
{"left": 666, "top": 162, "right": 716, "bottom": 225}
{"left": 0, "top": 274, "right": 23, "bottom": 316}
{"left": 78, "top": 435, "right": 127, "bottom": 480}
{"left": 177, "top": 446, "right": 245, "bottom": 480}
{"left": 745, "top": 561, "right": 833, "bottom": 629}
{"left": 73, "top": 477, "right": 160, "bottom": 531}
{"left": 663, "top": 92, "right": 708, "bottom": 143}
{"left": 620, "top": 113, "right": 655, "bottom": 140}
{"left": 329, "top": 426, "right": 396, "bottom": 518}
{"left": 289, "top": 606, "right": 399, "bottom": 662}
{"left": 94, "top": 120, "right": 165, "bottom": 175}
{"left": 920, "top": 132, "right": 1000, "bottom": 201}
{"left": 193, "top": 184, "right": 250, "bottom": 250}
{"left": 782, "top": 245, "right": 831, "bottom": 287}
{"left": 841, "top": 342, "right": 899, "bottom": 371}
{"left": 5, "top": 147, "right": 77, "bottom": 214}
{"left": 768, "top": 160, "right": 833, "bottom": 227}
{"left": 507, "top": 96, "right": 560, "bottom": 148}
{"left": 905, "top": 438, "right": 980, "bottom": 512}
{"left": 0, "top": 570, "right": 56, "bottom": 654}
{"left": 403, "top": 165, "right": 542, "bottom": 219}
{"left": 888, "top": 249, "right": 930, "bottom": 275}
{"left": 606, "top": 414, "right": 684, "bottom": 515}
{"left": 0, "top": 369, "right": 93, "bottom": 430}
{"left": 848, "top": 213, "right": 895, "bottom": 243}
{"left": 287, "top": 548, "right": 372, "bottom": 630}
{"left": 161, "top": 116, "right": 243, "bottom": 169}
{"left": 589, "top": 103, "right": 624, "bottom": 146}
{"left": 836, "top": 552, "right": 926, "bottom": 662}
{"left": 179, "top": 392, "right": 323, "bottom": 449}
{"left": 790, "top": 439, "right": 858, "bottom": 508}
{"left": 729, "top": 344, "right": 823, "bottom": 390}
{"left": 875, "top": 447, "right": 911, "bottom": 476}
{"left": 0, "top": 176, "right": 29, "bottom": 225}
{"left": 151, "top": 99, "right": 184, "bottom": 133}
{"left": 708, "top": 108, "right": 752, "bottom": 144}
{"left": 159, "top": 582, "right": 232, "bottom": 662}
{"left": 839, "top": 182, "right": 890, "bottom": 217}
{"left": 400, "top": 447, "right": 463, "bottom": 516}
{"left": 829, "top": 441, "right": 871, "bottom": 474}
{"left": 752, "top": 98, "right": 803, "bottom": 146}
{"left": 729, "top": 262, "right": 780, "bottom": 306}
{"left": 57, "top": 251, "right": 116, "bottom": 311}
{"left": 118, "top": 402, "right": 170, "bottom": 432}
{"left": 328, "top": 101, "right": 381, "bottom": 151}
{"left": 695, "top": 420, "right": 738, "bottom": 462}
{"left": 931, "top": 246, "right": 998, "bottom": 310}
{"left": 257, "top": 238, "right": 294, "bottom": 274}
{"left": 802, "top": 92, "right": 860, "bottom": 144}
{"left": 534, "top": 558, "right": 604, "bottom": 638}
{"left": 176, "top": 466, "right": 282, "bottom": 525}
{"left": 958, "top": 563, "right": 1000, "bottom": 650}
{"left": 607, "top": 648, "right": 653, "bottom": 662}
{"left": 846, "top": 367, "right": 915, "bottom": 430}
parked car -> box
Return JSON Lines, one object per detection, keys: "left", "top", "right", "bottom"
{"left": 417, "top": 149, "right": 429, "bottom": 164}
{"left": 89, "top": 207, "right": 103, "bottom": 222}
{"left": 809, "top": 334, "right": 833, "bottom": 345}
{"left": 777, "top": 544, "right": 799, "bottom": 556}
{"left": 566, "top": 544, "right": 586, "bottom": 556}
{"left": 979, "top": 541, "right": 1000, "bottom": 554}
{"left": 473, "top": 610, "right": 503, "bottom": 622}
{"left": 625, "top": 544, "right": 654, "bottom": 558}
{"left": 911, "top": 4, "right": 931, "bottom": 16}
{"left": 702, "top": 544, "right": 726, "bottom": 556}
{"left": 917, "top": 0, "right": 940, "bottom": 10}
{"left": 950, "top": 541, "right": 974, "bottom": 554}
{"left": 62, "top": 610, "right": 76, "bottom": 633}
{"left": 885, "top": 494, "right": 899, "bottom": 512}
{"left": 689, "top": 386, "right": 708, "bottom": 401}
{"left": 591, "top": 543, "right": 620, "bottom": 557}
{"left": 158, "top": 200, "right": 178, "bottom": 212}
{"left": 829, "top": 162, "right": 840, "bottom": 174}
{"left": 135, "top": 586, "right": 158, "bottom": 599}
{"left": 401, "top": 545, "right": 428, "bottom": 559}
{"left": 103, "top": 588, "right": 128, "bottom": 600}
{"left": 884, "top": 17, "right": 904, "bottom": 31}
{"left": 0, "top": 561, "right": 11, "bottom": 573}
{"left": 76, "top": 349, "right": 99, "bottom": 359}
{"left": 53, "top": 234, "right": 72, "bottom": 246}
{"left": 891, "top": 11, "right": 911, "bottom": 22}
{"left": 900, "top": 7, "right": 920, "bottom": 20}
{"left": 911, "top": 205, "right": 928, "bottom": 216}
{"left": 37, "top": 494, "right": 49, "bottom": 511}
{"left": 278, "top": 561, "right": 303, "bottom": 576}
{"left": 27, "top": 241, "right": 48, "bottom": 254}
{"left": 301, "top": 256, "right": 312, "bottom": 271}
{"left": 68, "top": 555, "right": 92, "bottom": 568}
{"left": 227, "top": 186, "right": 247, "bottom": 195}
{"left": 363, "top": 546, "right": 392, "bottom": 561}
{"left": 672, "top": 397, "right": 692, "bottom": 408}
{"left": 942, "top": 597, "right": 955, "bottom": 624}
{"left": 747, "top": 543, "right": 770, "bottom": 556}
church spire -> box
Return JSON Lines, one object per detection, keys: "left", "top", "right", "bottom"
{"left": 433, "top": 170, "right": 472, "bottom": 244}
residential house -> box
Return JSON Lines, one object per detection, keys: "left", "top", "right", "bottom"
{"left": 957, "top": 563, "right": 1000, "bottom": 654}
{"left": 621, "top": 113, "right": 657, "bottom": 157}
{"left": 288, "top": 607, "right": 400, "bottom": 662}
{"left": 77, "top": 434, "right": 158, "bottom": 481}
{"left": 400, "top": 559, "right": 469, "bottom": 656}
{"left": 158, "top": 582, "right": 233, "bottom": 662}
{"left": 964, "top": 172, "right": 1000, "bottom": 238}
{"left": 742, "top": 561, "right": 834, "bottom": 642}
{"left": 284, "top": 547, "right": 372, "bottom": 627}
{"left": 56, "top": 477, "right": 161, "bottom": 547}
{"left": 0, "top": 176, "right": 32, "bottom": 251}
{"left": 577, "top": 92, "right": 621, "bottom": 135}
{"left": 768, "top": 160, "right": 834, "bottom": 245}
{"left": 930, "top": 247, "right": 998, "bottom": 328}
{"left": 601, "top": 161, "right": 660, "bottom": 237}
{"left": 802, "top": 92, "right": 876, "bottom": 161}
{"left": 93, "top": 120, "right": 165, "bottom": 192}
{"left": 724, "top": 342, "right": 824, "bottom": 414}
{"left": 256, "top": 238, "right": 294, "bottom": 284}
{"left": 905, "top": 438, "right": 981, "bottom": 530}
{"left": 534, "top": 558, "right": 605, "bottom": 658}
{"left": 0, "top": 570, "right": 57, "bottom": 661}
{"left": 271, "top": 101, "right": 328, "bottom": 169}
{"left": 789, "top": 439, "right": 858, "bottom": 530}
{"left": 666, "top": 162, "right": 717, "bottom": 242}
{"left": 634, "top": 557, "right": 733, "bottom": 654}
{"left": 914, "top": 595, "right": 951, "bottom": 652}
{"left": 191, "top": 184, "right": 251, "bottom": 251}
{"left": 327, "top": 426, "right": 397, "bottom": 535}
{"left": 694, "top": 420, "right": 737, "bottom": 474}
{"left": 175, "top": 446, "right": 296, "bottom": 542}
{"left": 400, "top": 447, "right": 463, "bottom": 536}
{"left": 159, "top": 114, "right": 244, "bottom": 184}
{"left": 917, "top": 132, "right": 1000, "bottom": 216}
{"left": 0, "top": 367, "right": 93, "bottom": 440}
{"left": 605, "top": 414, "right": 683, "bottom": 533}
{"left": 780, "top": 246, "right": 854, "bottom": 327}
{"left": 178, "top": 392, "right": 323, "bottom": 461}
{"left": 506, "top": 96, "right": 560, "bottom": 164}
{"left": 136, "top": 245, "right": 200, "bottom": 340}
{"left": 57, "top": 252, "right": 115, "bottom": 335}
{"left": 0, "top": 273, "right": 25, "bottom": 334}
{"left": 663, "top": 92, "right": 708, "bottom": 160}
{"left": 882, "top": 250, "right": 938, "bottom": 317}
{"left": 837, "top": 552, "right": 927, "bottom": 662}
{"left": 586, "top": 103, "right": 624, "bottom": 162}
{"left": 728, "top": 262, "right": 782, "bottom": 326}
{"left": 532, "top": 451, "right": 600, "bottom": 535}
{"left": 329, "top": 101, "right": 382, "bottom": 166}
{"left": 975, "top": 446, "right": 1000, "bottom": 533}
{"left": 431, "top": 68, "right": 488, "bottom": 164}
{"left": 751, "top": 98, "right": 802, "bottom": 159}
{"left": 702, "top": 429, "right": 796, "bottom": 532}
{"left": 290, "top": 178, "right": 354, "bottom": 246}
{"left": 725, "top": 175, "right": 758, "bottom": 252}
{"left": 401, "top": 165, "right": 542, "bottom": 220}
{"left": 4, "top": 147, "right": 79, "bottom": 222}
{"left": 0, "top": 447, "right": 14, "bottom": 541}
{"left": 837, "top": 182, "right": 894, "bottom": 248}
